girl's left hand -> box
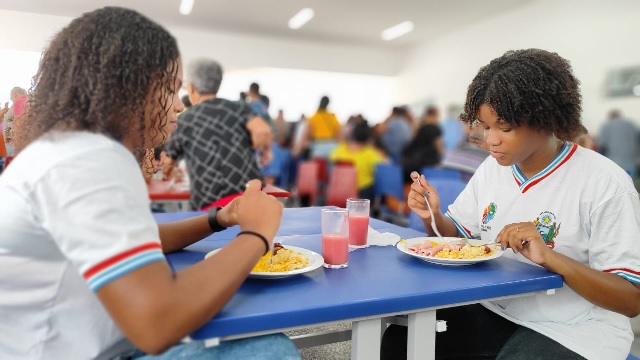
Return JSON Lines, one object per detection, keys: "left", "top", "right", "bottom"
{"left": 496, "top": 222, "right": 552, "bottom": 266}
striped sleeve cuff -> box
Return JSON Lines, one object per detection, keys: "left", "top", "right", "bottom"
{"left": 604, "top": 268, "right": 640, "bottom": 284}
{"left": 444, "top": 211, "right": 473, "bottom": 238}
{"left": 83, "top": 242, "right": 165, "bottom": 292}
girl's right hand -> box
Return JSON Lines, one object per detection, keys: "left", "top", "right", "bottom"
{"left": 235, "top": 179, "right": 283, "bottom": 244}
{"left": 407, "top": 172, "right": 441, "bottom": 220}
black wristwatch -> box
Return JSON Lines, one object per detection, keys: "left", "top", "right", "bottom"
{"left": 207, "top": 206, "right": 227, "bottom": 233}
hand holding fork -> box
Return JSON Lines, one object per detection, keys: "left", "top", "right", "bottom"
{"left": 409, "top": 171, "right": 443, "bottom": 237}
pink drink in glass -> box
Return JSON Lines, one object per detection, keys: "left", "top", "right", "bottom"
{"left": 346, "top": 198, "right": 370, "bottom": 248}
{"left": 349, "top": 215, "right": 369, "bottom": 247}
{"left": 321, "top": 208, "right": 349, "bottom": 269}
{"left": 322, "top": 234, "right": 349, "bottom": 268}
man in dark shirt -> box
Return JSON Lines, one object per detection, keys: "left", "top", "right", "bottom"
{"left": 163, "top": 59, "right": 272, "bottom": 210}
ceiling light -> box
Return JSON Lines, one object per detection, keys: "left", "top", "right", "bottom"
{"left": 179, "top": 0, "right": 194, "bottom": 15}
{"left": 288, "top": 8, "right": 314, "bottom": 30}
{"left": 381, "top": 21, "right": 414, "bottom": 41}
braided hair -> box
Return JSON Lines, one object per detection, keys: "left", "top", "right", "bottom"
{"left": 25, "top": 7, "right": 180, "bottom": 153}
{"left": 460, "top": 49, "right": 583, "bottom": 141}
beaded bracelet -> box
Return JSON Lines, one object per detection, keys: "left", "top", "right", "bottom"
{"left": 237, "top": 230, "right": 270, "bottom": 256}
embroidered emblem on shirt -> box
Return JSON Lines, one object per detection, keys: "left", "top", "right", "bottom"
{"left": 482, "top": 203, "right": 497, "bottom": 224}
{"left": 533, "top": 211, "right": 561, "bottom": 249}
{"left": 480, "top": 202, "right": 497, "bottom": 232}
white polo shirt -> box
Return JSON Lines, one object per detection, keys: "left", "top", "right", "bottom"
{"left": 0, "top": 132, "right": 164, "bottom": 359}
{"left": 446, "top": 142, "right": 640, "bottom": 359}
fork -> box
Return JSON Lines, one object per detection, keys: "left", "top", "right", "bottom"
{"left": 466, "top": 238, "right": 498, "bottom": 247}
{"left": 267, "top": 238, "right": 283, "bottom": 267}
{"left": 411, "top": 171, "right": 443, "bottom": 238}
{"left": 267, "top": 246, "right": 274, "bottom": 267}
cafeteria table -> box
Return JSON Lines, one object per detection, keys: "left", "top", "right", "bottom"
{"left": 157, "top": 207, "right": 563, "bottom": 360}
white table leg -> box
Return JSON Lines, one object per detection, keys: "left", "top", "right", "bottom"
{"left": 407, "top": 310, "right": 436, "bottom": 360}
{"left": 351, "top": 318, "right": 382, "bottom": 360}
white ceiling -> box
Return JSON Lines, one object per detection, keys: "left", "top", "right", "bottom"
{"left": 0, "top": 0, "right": 535, "bottom": 49}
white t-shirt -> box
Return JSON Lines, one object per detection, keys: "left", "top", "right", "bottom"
{"left": 0, "top": 132, "right": 164, "bottom": 359}
{"left": 446, "top": 142, "right": 640, "bottom": 360}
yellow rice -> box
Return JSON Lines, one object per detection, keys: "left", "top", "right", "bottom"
{"left": 252, "top": 248, "right": 309, "bottom": 272}
{"left": 434, "top": 244, "right": 494, "bottom": 259}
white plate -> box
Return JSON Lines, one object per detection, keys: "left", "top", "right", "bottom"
{"left": 396, "top": 237, "right": 504, "bottom": 266}
{"left": 204, "top": 246, "right": 324, "bottom": 279}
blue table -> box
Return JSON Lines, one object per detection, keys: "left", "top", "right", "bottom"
{"left": 158, "top": 207, "right": 563, "bottom": 360}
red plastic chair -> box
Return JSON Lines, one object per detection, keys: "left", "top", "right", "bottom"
{"left": 325, "top": 165, "right": 358, "bottom": 208}
{"left": 312, "top": 157, "right": 329, "bottom": 184}
{"left": 333, "top": 159, "right": 354, "bottom": 167}
{"left": 295, "top": 161, "right": 319, "bottom": 206}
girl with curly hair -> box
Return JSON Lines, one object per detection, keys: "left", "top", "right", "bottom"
{"left": 0, "top": 7, "right": 299, "bottom": 360}
{"left": 386, "top": 49, "right": 640, "bottom": 359}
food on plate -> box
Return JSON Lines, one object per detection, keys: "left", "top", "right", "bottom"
{"left": 405, "top": 239, "right": 493, "bottom": 259}
{"left": 252, "top": 243, "right": 309, "bottom": 272}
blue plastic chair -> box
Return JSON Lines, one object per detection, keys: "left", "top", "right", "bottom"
{"left": 275, "top": 148, "right": 291, "bottom": 188}
{"left": 262, "top": 143, "right": 283, "bottom": 178}
{"left": 429, "top": 178, "right": 467, "bottom": 214}
{"left": 628, "top": 353, "right": 640, "bottom": 360}
{"left": 408, "top": 212, "right": 426, "bottom": 233}
{"left": 407, "top": 178, "right": 466, "bottom": 233}
{"left": 262, "top": 145, "right": 292, "bottom": 189}
{"left": 421, "top": 166, "right": 462, "bottom": 181}
{"left": 373, "top": 163, "right": 407, "bottom": 224}
{"left": 374, "top": 163, "right": 405, "bottom": 200}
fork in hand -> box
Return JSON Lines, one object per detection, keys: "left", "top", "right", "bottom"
{"left": 410, "top": 171, "right": 443, "bottom": 238}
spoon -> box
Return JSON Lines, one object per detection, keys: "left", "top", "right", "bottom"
{"left": 410, "top": 171, "right": 443, "bottom": 238}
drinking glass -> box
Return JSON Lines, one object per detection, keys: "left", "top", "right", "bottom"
{"left": 321, "top": 208, "right": 349, "bottom": 269}
{"left": 346, "top": 198, "right": 370, "bottom": 248}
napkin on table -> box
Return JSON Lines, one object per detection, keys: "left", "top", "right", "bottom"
{"left": 349, "top": 226, "right": 401, "bottom": 251}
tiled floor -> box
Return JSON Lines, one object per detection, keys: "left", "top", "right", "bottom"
{"left": 290, "top": 329, "right": 640, "bottom": 359}
{"left": 287, "top": 323, "right": 350, "bottom": 360}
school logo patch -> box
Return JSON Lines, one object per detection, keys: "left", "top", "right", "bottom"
{"left": 482, "top": 202, "right": 497, "bottom": 225}
{"left": 533, "top": 211, "right": 561, "bottom": 249}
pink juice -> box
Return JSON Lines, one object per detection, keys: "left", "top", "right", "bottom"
{"left": 322, "top": 234, "right": 349, "bottom": 265}
{"left": 349, "top": 215, "right": 369, "bottom": 247}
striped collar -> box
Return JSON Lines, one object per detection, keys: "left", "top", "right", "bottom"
{"left": 511, "top": 142, "right": 578, "bottom": 193}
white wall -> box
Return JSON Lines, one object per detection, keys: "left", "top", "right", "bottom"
{"left": 0, "top": 10, "right": 69, "bottom": 53}
{"left": 0, "top": 49, "right": 40, "bottom": 106}
{"left": 6, "top": 2, "right": 639, "bottom": 130}
{"left": 394, "top": 0, "right": 640, "bottom": 132}
{"left": 218, "top": 67, "right": 393, "bottom": 123}
{"left": 170, "top": 26, "right": 400, "bottom": 77}
{"left": 0, "top": 9, "right": 398, "bottom": 121}
{"left": 0, "top": 9, "right": 400, "bottom": 76}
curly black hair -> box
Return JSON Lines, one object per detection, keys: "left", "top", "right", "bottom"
{"left": 25, "top": 7, "right": 180, "bottom": 153}
{"left": 460, "top": 49, "right": 583, "bottom": 141}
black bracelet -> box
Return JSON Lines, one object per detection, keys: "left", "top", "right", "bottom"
{"left": 237, "top": 230, "right": 270, "bottom": 256}
{"left": 207, "top": 207, "right": 227, "bottom": 233}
